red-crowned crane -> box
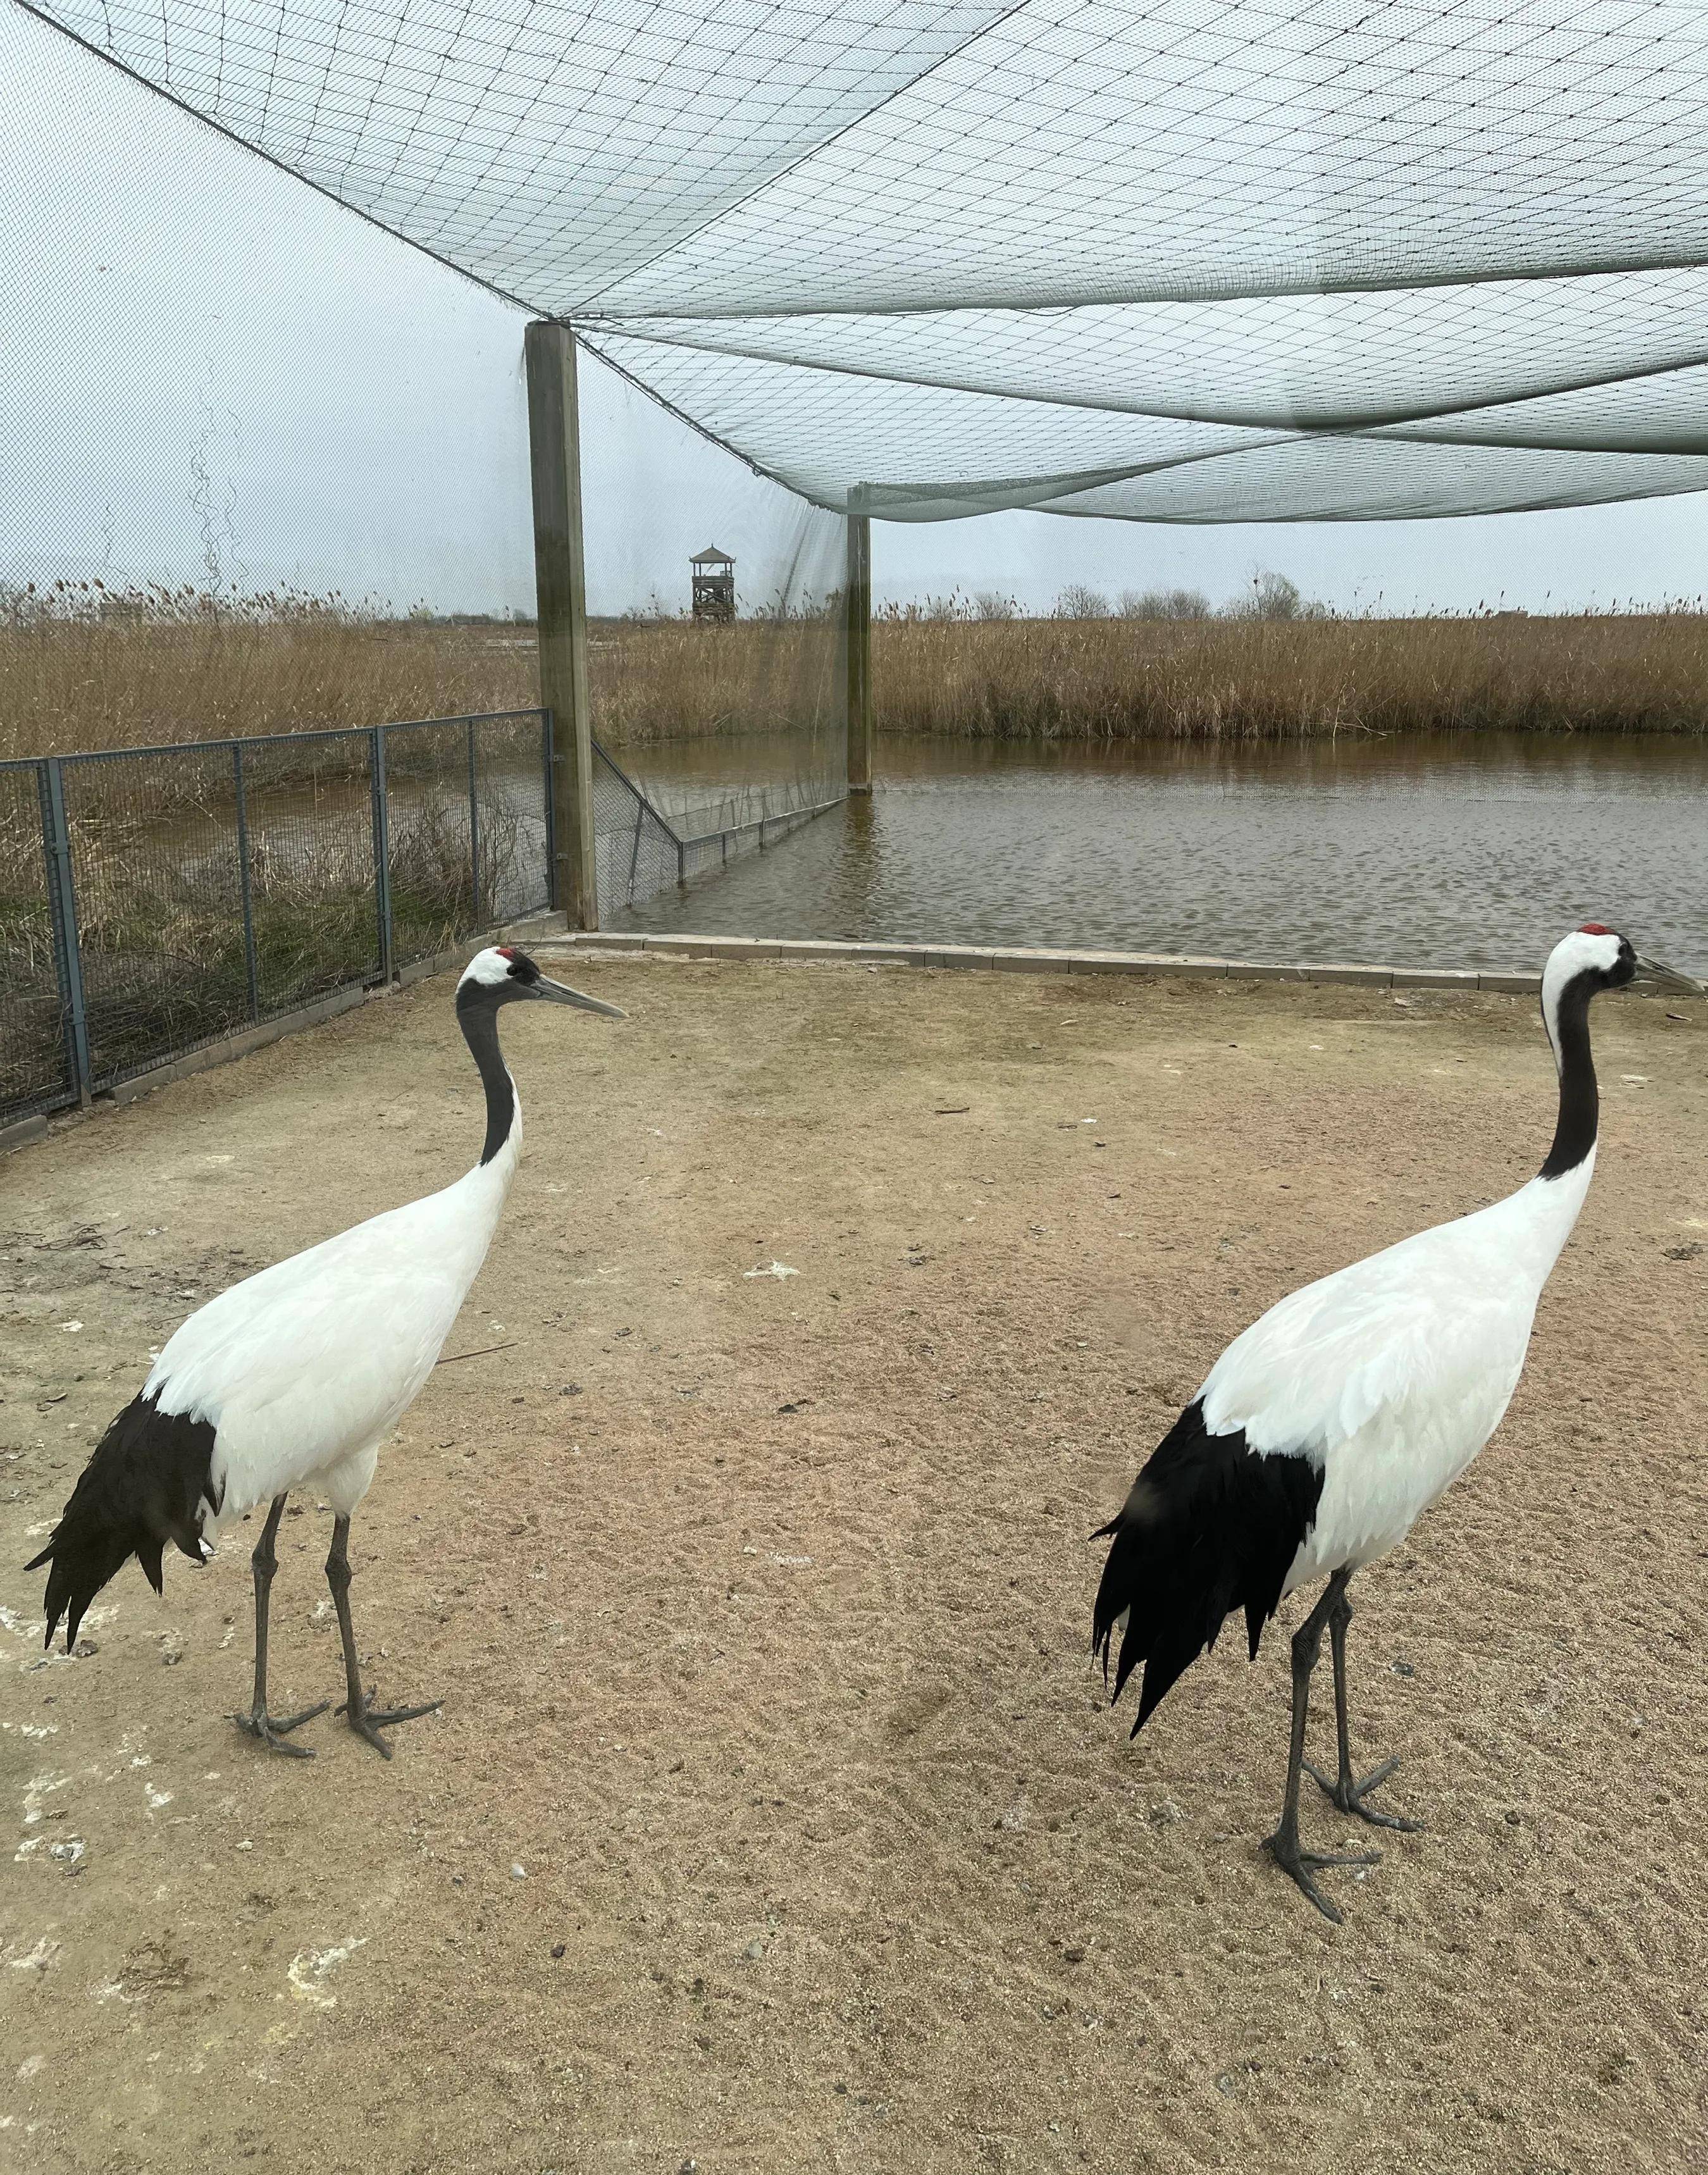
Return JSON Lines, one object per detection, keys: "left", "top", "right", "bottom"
{"left": 1092, "top": 924, "right": 1699, "bottom": 1919}
{"left": 28, "top": 946, "right": 622, "bottom": 1759}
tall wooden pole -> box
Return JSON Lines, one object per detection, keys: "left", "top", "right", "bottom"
{"left": 524, "top": 321, "right": 598, "bottom": 928}
{"left": 845, "top": 488, "right": 873, "bottom": 795}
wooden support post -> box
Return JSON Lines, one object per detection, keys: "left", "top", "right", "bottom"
{"left": 845, "top": 488, "right": 873, "bottom": 795}
{"left": 524, "top": 321, "right": 598, "bottom": 929}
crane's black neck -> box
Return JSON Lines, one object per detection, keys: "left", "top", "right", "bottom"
{"left": 456, "top": 990, "right": 517, "bottom": 1167}
{"left": 1540, "top": 972, "right": 1598, "bottom": 1180}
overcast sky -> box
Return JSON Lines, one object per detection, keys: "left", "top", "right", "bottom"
{"left": 5, "top": 0, "right": 1708, "bottom": 621}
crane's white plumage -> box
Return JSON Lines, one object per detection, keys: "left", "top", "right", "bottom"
{"left": 30, "top": 944, "right": 621, "bottom": 1757}
{"left": 147, "top": 1131, "right": 520, "bottom": 1533}
{"left": 1200, "top": 1152, "right": 1593, "bottom": 1593}
{"left": 1092, "top": 922, "right": 1698, "bottom": 1918}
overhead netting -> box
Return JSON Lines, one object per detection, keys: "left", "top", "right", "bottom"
{"left": 18, "top": 0, "right": 1708, "bottom": 523}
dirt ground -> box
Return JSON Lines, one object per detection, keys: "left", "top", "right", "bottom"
{"left": 2, "top": 955, "right": 1704, "bottom": 2175}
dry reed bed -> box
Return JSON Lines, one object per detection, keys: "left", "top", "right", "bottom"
{"left": 873, "top": 611, "right": 1708, "bottom": 738}
{"left": 0, "top": 588, "right": 837, "bottom": 759}
{"left": 6, "top": 588, "right": 1708, "bottom": 759}
{"left": 0, "top": 590, "right": 539, "bottom": 759}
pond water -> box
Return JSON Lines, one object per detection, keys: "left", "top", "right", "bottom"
{"left": 611, "top": 733, "right": 1708, "bottom": 974}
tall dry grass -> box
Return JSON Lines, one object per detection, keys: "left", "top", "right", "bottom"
{"left": 6, "top": 581, "right": 1708, "bottom": 760}
{"left": 0, "top": 582, "right": 540, "bottom": 759}
{"left": 0, "top": 581, "right": 839, "bottom": 759}
{"left": 870, "top": 610, "right": 1708, "bottom": 740}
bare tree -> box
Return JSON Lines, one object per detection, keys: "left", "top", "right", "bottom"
{"left": 1225, "top": 569, "right": 1330, "bottom": 621}
{"left": 1120, "top": 586, "right": 1210, "bottom": 620}
{"left": 1055, "top": 583, "right": 1111, "bottom": 619}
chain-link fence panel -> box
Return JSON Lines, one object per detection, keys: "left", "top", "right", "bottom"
{"left": 474, "top": 711, "right": 552, "bottom": 931}
{"left": 235, "top": 730, "right": 382, "bottom": 1023}
{"left": 2, "top": 711, "right": 552, "bottom": 1124}
{"left": 59, "top": 740, "right": 252, "bottom": 1091}
{"left": 0, "top": 760, "right": 70, "bottom": 1124}
{"left": 385, "top": 717, "right": 480, "bottom": 969}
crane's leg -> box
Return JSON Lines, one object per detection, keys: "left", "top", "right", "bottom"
{"left": 325, "top": 1515, "right": 441, "bottom": 1760}
{"left": 1303, "top": 1578, "right": 1422, "bottom": 1832}
{"left": 1262, "top": 1568, "right": 1380, "bottom": 1923}
{"left": 232, "top": 1494, "right": 330, "bottom": 1756}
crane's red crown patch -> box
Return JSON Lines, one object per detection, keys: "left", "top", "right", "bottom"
{"left": 1578, "top": 922, "right": 1611, "bottom": 936}
{"left": 497, "top": 946, "right": 518, "bottom": 961}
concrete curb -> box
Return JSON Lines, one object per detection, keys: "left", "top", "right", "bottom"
{"left": 541, "top": 929, "right": 1537, "bottom": 995}
{"left": 4, "top": 909, "right": 569, "bottom": 1155}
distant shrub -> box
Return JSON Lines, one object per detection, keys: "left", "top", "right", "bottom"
{"left": 1119, "top": 586, "right": 1210, "bottom": 621}
{"left": 1055, "top": 584, "right": 1112, "bottom": 619}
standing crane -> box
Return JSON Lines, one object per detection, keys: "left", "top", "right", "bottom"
{"left": 1092, "top": 924, "right": 1699, "bottom": 1919}
{"left": 28, "top": 946, "right": 622, "bottom": 1759}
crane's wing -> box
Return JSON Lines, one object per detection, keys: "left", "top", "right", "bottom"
{"left": 144, "top": 1194, "right": 491, "bottom": 1503}
{"left": 1096, "top": 1220, "right": 1539, "bottom": 1732}
{"left": 1198, "top": 1227, "right": 1535, "bottom": 1463}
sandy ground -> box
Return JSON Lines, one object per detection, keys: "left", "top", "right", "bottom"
{"left": 1, "top": 956, "right": 1704, "bottom": 2175}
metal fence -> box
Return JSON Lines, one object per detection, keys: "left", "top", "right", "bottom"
{"left": 1, "top": 711, "right": 551, "bottom": 1127}
{"left": 3, "top": 714, "right": 842, "bottom": 1129}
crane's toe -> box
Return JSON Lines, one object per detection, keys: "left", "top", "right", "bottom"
{"left": 1303, "top": 1755, "right": 1423, "bottom": 1831}
{"left": 232, "top": 1700, "right": 330, "bottom": 1757}
{"left": 338, "top": 1687, "right": 443, "bottom": 1759}
{"left": 1261, "top": 1831, "right": 1382, "bottom": 1923}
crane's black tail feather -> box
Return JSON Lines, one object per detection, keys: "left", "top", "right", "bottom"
{"left": 1091, "top": 1400, "right": 1324, "bottom": 1734}
{"left": 25, "top": 1392, "right": 218, "bottom": 1652}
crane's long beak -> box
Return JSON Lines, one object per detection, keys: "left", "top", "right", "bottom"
{"left": 1631, "top": 953, "right": 1704, "bottom": 997}
{"left": 531, "top": 974, "right": 625, "bottom": 1019}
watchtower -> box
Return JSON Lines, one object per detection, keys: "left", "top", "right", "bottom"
{"left": 690, "top": 544, "right": 736, "bottom": 623}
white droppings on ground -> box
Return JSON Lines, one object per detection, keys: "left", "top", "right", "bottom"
{"left": 287, "top": 1939, "right": 368, "bottom": 2010}
{"left": 6, "top": 1939, "right": 61, "bottom": 1974}
{"left": 743, "top": 1261, "right": 799, "bottom": 1279}
{"left": 17, "top": 1769, "right": 68, "bottom": 1857}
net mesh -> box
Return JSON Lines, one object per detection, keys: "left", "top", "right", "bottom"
{"left": 19, "top": 0, "right": 1708, "bottom": 523}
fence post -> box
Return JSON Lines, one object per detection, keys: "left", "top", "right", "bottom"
{"left": 370, "top": 726, "right": 393, "bottom": 984}
{"left": 845, "top": 485, "right": 873, "bottom": 794}
{"left": 232, "top": 742, "right": 261, "bottom": 1022}
{"left": 524, "top": 321, "right": 598, "bottom": 929}
{"left": 466, "top": 716, "right": 482, "bottom": 930}
{"left": 41, "top": 757, "right": 92, "bottom": 1105}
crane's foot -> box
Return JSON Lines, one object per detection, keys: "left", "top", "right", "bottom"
{"left": 1261, "top": 1829, "right": 1382, "bottom": 1924}
{"left": 337, "top": 1686, "right": 443, "bottom": 1760}
{"left": 232, "top": 1700, "right": 330, "bottom": 1757}
{"left": 1304, "top": 1754, "right": 1423, "bottom": 1832}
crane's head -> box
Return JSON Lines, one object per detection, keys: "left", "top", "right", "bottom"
{"left": 456, "top": 946, "right": 625, "bottom": 1018}
{"left": 1542, "top": 923, "right": 1700, "bottom": 1060}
